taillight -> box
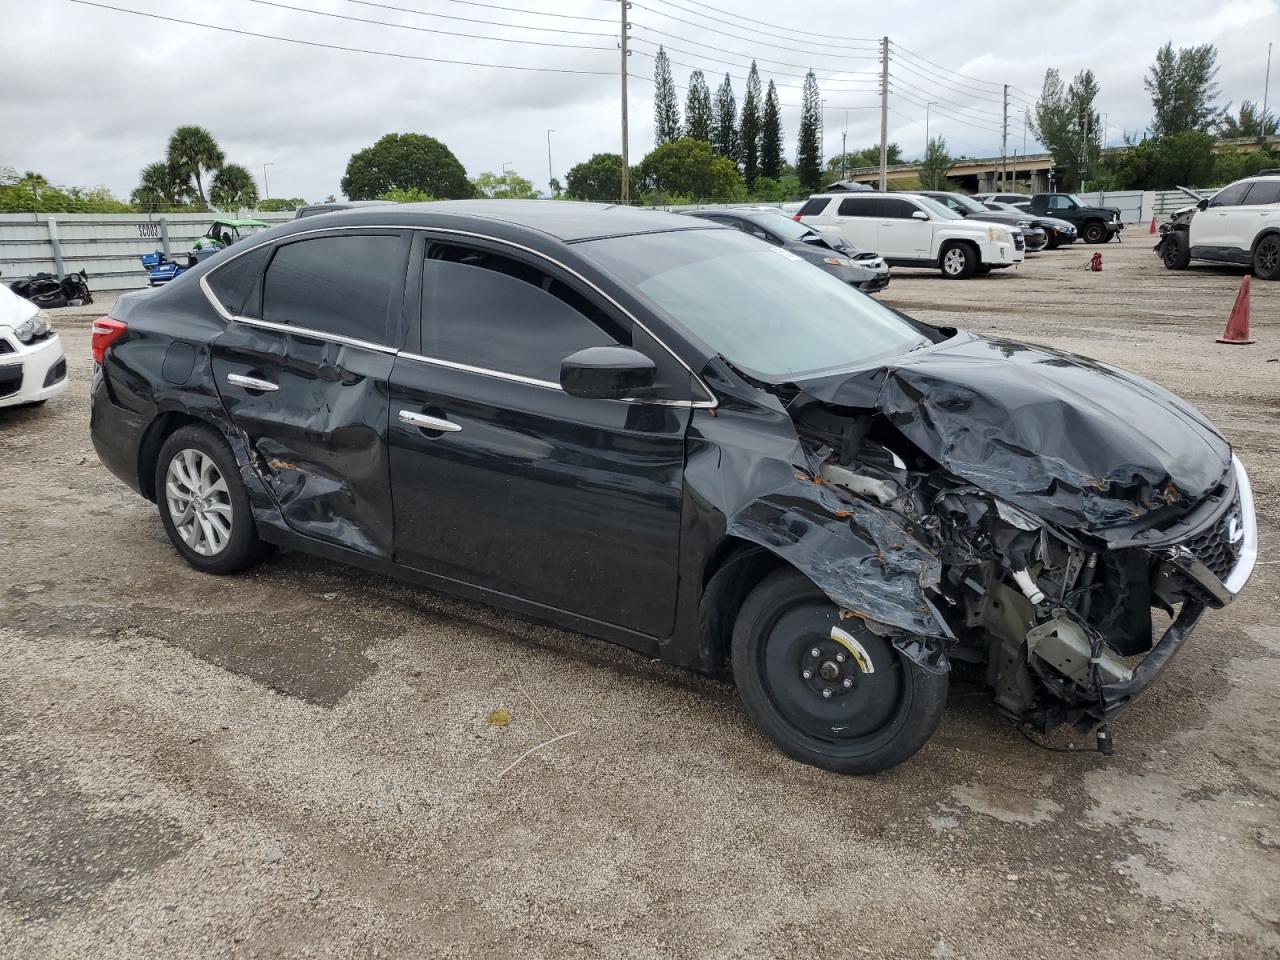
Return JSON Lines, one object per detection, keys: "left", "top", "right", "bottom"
{"left": 793, "top": 213, "right": 802, "bottom": 221}
{"left": 91, "top": 317, "right": 127, "bottom": 364}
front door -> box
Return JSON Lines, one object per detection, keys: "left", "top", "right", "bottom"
{"left": 876, "top": 197, "right": 935, "bottom": 260}
{"left": 387, "top": 237, "right": 691, "bottom": 637}
{"left": 210, "top": 229, "right": 411, "bottom": 559}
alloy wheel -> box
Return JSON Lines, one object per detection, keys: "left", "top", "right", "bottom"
{"left": 165, "top": 448, "right": 233, "bottom": 556}
{"left": 943, "top": 248, "right": 965, "bottom": 275}
{"left": 1258, "top": 237, "right": 1279, "bottom": 274}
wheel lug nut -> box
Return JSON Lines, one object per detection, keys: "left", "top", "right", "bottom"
{"left": 822, "top": 688, "right": 833, "bottom": 698}
{"left": 835, "top": 653, "right": 846, "bottom": 663}
{"left": 802, "top": 669, "right": 812, "bottom": 680}
{"left": 843, "top": 678, "right": 854, "bottom": 688}
{"left": 810, "top": 647, "right": 821, "bottom": 658}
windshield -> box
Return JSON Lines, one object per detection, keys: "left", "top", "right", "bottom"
{"left": 912, "top": 195, "right": 965, "bottom": 220}
{"left": 579, "top": 229, "right": 926, "bottom": 381}
{"left": 941, "top": 193, "right": 988, "bottom": 215}
{"left": 743, "top": 210, "right": 818, "bottom": 242}
{"left": 1065, "top": 195, "right": 1086, "bottom": 208}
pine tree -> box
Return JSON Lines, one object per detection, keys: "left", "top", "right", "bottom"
{"left": 739, "top": 62, "right": 762, "bottom": 185}
{"left": 684, "top": 70, "right": 713, "bottom": 142}
{"left": 652, "top": 47, "right": 681, "bottom": 146}
{"left": 796, "top": 71, "right": 822, "bottom": 191}
{"left": 760, "top": 80, "right": 783, "bottom": 180}
{"left": 712, "top": 73, "right": 738, "bottom": 162}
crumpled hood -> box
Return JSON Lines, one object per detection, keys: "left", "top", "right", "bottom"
{"left": 798, "top": 333, "right": 1231, "bottom": 533}
{"left": 0, "top": 284, "right": 40, "bottom": 330}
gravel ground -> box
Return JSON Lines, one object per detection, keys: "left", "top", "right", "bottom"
{"left": 1, "top": 240, "right": 1277, "bottom": 959}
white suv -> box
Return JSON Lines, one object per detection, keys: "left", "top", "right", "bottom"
{"left": 1160, "top": 175, "right": 1280, "bottom": 279}
{"left": 797, "top": 192, "right": 1024, "bottom": 279}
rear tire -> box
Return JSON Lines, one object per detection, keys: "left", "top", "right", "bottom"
{"left": 155, "top": 425, "right": 264, "bottom": 575}
{"left": 731, "top": 569, "right": 948, "bottom": 775}
{"left": 1161, "top": 231, "right": 1191, "bottom": 270}
{"left": 940, "top": 243, "right": 977, "bottom": 279}
{"left": 1046, "top": 235, "right": 1061, "bottom": 250}
{"left": 1252, "top": 234, "right": 1280, "bottom": 280}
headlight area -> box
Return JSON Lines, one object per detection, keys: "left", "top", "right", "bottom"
{"left": 822, "top": 256, "right": 856, "bottom": 268}
{"left": 986, "top": 226, "right": 1011, "bottom": 243}
{"left": 12, "top": 311, "right": 52, "bottom": 344}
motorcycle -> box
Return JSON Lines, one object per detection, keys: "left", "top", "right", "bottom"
{"left": 5, "top": 270, "right": 93, "bottom": 309}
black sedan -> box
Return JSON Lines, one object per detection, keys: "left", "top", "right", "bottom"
{"left": 983, "top": 201, "right": 1078, "bottom": 248}
{"left": 684, "top": 206, "right": 890, "bottom": 293}
{"left": 915, "top": 191, "right": 1048, "bottom": 251}
{"left": 90, "top": 201, "right": 1257, "bottom": 774}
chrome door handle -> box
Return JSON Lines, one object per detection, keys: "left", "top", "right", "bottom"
{"left": 398, "top": 410, "right": 462, "bottom": 433}
{"left": 226, "top": 373, "right": 279, "bottom": 392}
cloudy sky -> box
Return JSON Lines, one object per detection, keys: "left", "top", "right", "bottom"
{"left": 2, "top": 0, "right": 1277, "bottom": 202}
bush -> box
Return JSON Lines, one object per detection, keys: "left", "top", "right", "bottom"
{"left": 633, "top": 138, "right": 746, "bottom": 202}
{"left": 377, "top": 187, "right": 435, "bottom": 203}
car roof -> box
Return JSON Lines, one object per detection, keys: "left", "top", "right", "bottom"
{"left": 379, "top": 199, "right": 709, "bottom": 242}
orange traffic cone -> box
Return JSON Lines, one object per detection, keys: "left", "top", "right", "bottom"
{"left": 1217, "top": 275, "right": 1256, "bottom": 345}
{"left": 1148, "top": 215, "right": 1158, "bottom": 234}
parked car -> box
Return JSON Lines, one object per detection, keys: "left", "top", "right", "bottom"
{"left": 0, "top": 283, "right": 67, "bottom": 409}
{"left": 89, "top": 201, "right": 1256, "bottom": 775}
{"left": 797, "top": 192, "right": 1024, "bottom": 278}
{"left": 973, "top": 192, "right": 1032, "bottom": 211}
{"left": 914, "top": 191, "right": 1047, "bottom": 252}
{"left": 295, "top": 200, "right": 397, "bottom": 219}
{"left": 983, "top": 202, "right": 1077, "bottom": 248}
{"left": 1157, "top": 175, "right": 1280, "bottom": 279}
{"left": 1023, "top": 194, "right": 1123, "bottom": 244}
{"left": 684, "top": 207, "right": 890, "bottom": 293}
{"left": 192, "top": 218, "right": 270, "bottom": 251}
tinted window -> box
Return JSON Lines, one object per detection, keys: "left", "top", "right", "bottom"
{"left": 837, "top": 197, "right": 877, "bottom": 216}
{"left": 798, "top": 198, "right": 831, "bottom": 217}
{"left": 206, "top": 244, "right": 270, "bottom": 317}
{"left": 1243, "top": 180, "right": 1280, "bottom": 205}
{"left": 421, "top": 247, "right": 620, "bottom": 382}
{"left": 1048, "top": 195, "right": 1073, "bottom": 210}
{"left": 1209, "top": 182, "right": 1253, "bottom": 207}
{"left": 879, "top": 198, "right": 919, "bottom": 219}
{"left": 261, "top": 234, "right": 401, "bottom": 344}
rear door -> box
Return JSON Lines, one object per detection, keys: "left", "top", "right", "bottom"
{"left": 1225, "top": 180, "right": 1280, "bottom": 254}
{"left": 387, "top": 236, "right": 693, "bottom": 637}
{"left": 829, "top": 196, "right": 881, "bottom": 252}
{"left": 209, "top": 229, "right": 410, "bottom": 559}
{"left": 876, "top": 197, "right": 934, "bottom": 259}
{"left": 1193, "top": 180, "right": 1252, "bottom": 251}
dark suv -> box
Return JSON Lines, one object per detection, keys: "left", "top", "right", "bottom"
{"left": 89, "top": 201, "right": 1256, "bottom": 775}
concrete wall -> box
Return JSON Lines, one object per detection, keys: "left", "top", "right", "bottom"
{"left": 0, "top": 211, "right": 295, "bottom": 292}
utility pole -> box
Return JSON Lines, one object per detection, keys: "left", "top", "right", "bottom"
{"left": 878, "top": 36, "right": 889, "bottom": 191}
{"left": 1264, "top": 42, "right": 1273, "bottom": 139}
{"left": 925, "top": 101, "right": 936, "bottom": 157}
{"left": 1000, "top": 84, "right": 1008, "bottom": 192}
{"left": 546, "top": 129, "right": 555, "bottom": 194}
{"left": 619, "top": 0, "right": 630, "bottom": 204}
{"left": 841, "top": 110, "right": 848, "bottom": 180}
{"left": 263, "top": 162, "right": 273, "bottom": 199}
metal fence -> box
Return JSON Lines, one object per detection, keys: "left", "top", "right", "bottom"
{"left": 0, "top": 211, "right": 295, "bottom": 292}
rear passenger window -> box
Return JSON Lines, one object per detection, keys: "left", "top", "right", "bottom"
{"left": 421, "top": 246, "right": 621, "bottom": 382}
{"left": 206, "top": 244, "right": 270, "bottom": 317}
{"left": 260, "top": 234, "right": 402, "bottom": 344}
{"left": 879, "top": 198, "right": 919, "bottom": 219}
{"left": 798, "top": 198, "right": 830, "bottom": 217}
{"left": 1244, "top": 181, "right": 1280, "bottom": 205}
{"left": 837, "top": 197, "right": 876, "bottom": 216}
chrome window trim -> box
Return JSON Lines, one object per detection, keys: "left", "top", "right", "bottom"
{"left": 398, "top": 351, "right": 562, "bottom": 391}
{"left": 198, "top": 222, "right": 718, "bottom": 409}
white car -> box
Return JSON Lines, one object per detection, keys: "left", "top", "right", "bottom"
{"left": 0, "top": 284, "right": 68, "bottom": 409}
{"left": 797, "top": 192, "right": 1023, "bottom": 279}
{"left": 1160, "top": 175, "right": 1280, "bottom": 279}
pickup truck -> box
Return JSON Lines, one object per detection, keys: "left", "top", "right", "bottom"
{"left": 1025, "top": 194, "right": 1123, "bottom": 244}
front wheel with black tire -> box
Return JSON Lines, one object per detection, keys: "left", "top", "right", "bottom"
{"left": 939, "top": 243, "right": 977, "bottom": 279}
{"left": 1081, "top": 220, "right": 1107, "bottom": 244}
{"left": 731, "top": 569, "right": 949, "bottom": 775}
{"left": 1161, "top": 231, "right": 1190, "bottom": 270}
{"left": 155, "top": 424, "right": 265, "bottom": 575}
{"left": 1252, "top": 234, "right": 1280, "bottom": 280}
{"left": 1046, "top": 235, "right": 1061, "bottom": 250}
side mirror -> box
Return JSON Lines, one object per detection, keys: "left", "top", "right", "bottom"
{"left": 560, "top": 346, "right": 656, "bottom": 400}
{"left": 911, "top": 210, "right": 929, "bottom": 220}
{"left": 1197, "top": 198, "right": 1210, "bottom": 210}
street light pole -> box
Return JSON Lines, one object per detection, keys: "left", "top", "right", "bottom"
{"left": 925, "top": 101, "right": 936, "bottom": 156}
{"left": 546, "top": 129, "right": 556, "bottom": 194}
{"left": 263, "top": 162, "right": 273, "bottom": 200}
{"left": 1265, "top": 42, "right": 1273, "bottom": 139}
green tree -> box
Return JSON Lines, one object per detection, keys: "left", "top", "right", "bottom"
{"left": 166, "top": 125, "right": 225, "bottom": 206}
{"left": 1030, "top": 67, "right": 1101, "bottom": 190}
{"left": 712, "top": 73, "right": 738, "bottom": 161}
{"left": 1213, "top": 146, "right": 1280, "bottom": 184}
{"left": 257, "top": 197, "right": 307, "bottom": 212}
{"left": 377, "top": 187, "right": 435, "bottom": 202}
{"left": 739, "top": 62, "right": 763, "bottom": 185}
{"left": 0, "top": 170, "right": 131, "bottom": 213}
{"left": 684, "top": 70, "right": 713, "bottom": 142}
{"left": 1146, "top": 42, "right": 1224, "bottom": 137}
{"left": 210, "top": 163, "right": 259, "bottom": 209}
{"left": 760, "top": 80, "right": 783, "bottom": 180}
{"left": 917, "top": 137, "right": 955, "bottom": 190}
{"left": 130, "top": 160, "right": 191, "bottom": 209}
{"left": 825, "top": 144, "right": 903, "bottom": 175}
{"left": 653, "top": 47, "right": 681, "bottom": 145}
{"left": 796, "top": 70, "right": 822, "bottom": 192}
{"left": 1091, "top": 131, "right": 1216, "bottom": 189}
{"left": 1216, "top": 100, "right": 1278, "bottom": 139}
{"left": 565, "top": 153, "right": 624, "bottom": 202}
{"left": 634, "top": 137, "right": 745, "bottom": 200}
{"left": 472, "top": 170, "right": 538, "bottom": 199}
{"left": 341, "top": 133, "right": 472, "bottom": 200}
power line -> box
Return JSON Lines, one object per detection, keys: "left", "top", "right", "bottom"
{"left": 248, "top": 0, "right": 615, "bottom": 50}
{"left": 629, "top": 1, "right": 878, "bottom": 57}
{"left": 892, "top": 41, "right": 1037, "bottom": 107}
{"left": 342, "top": 0, "right": 615, "bottom": 36}
{"left": 629, "top": 25, "right": 881, "bottom": 77}
{"left": 424, "top": 0, "right": 614, "bottom": 23}
{"left": 65, "top": 0, "right": 617, "bottom": 74}
{"left": 886, "top": 107, "right": 993, "bottom": 157}
{"left": 890, "top": 57, "right": 1010, "bottom": 107}
{"left": 629, "top": 71, "right": 879, "bottom": 111}
{"left": 893, "top": 88, "right": 1005, "bottom": 136}
{"left": 889, "top": 73, "right": 1005, "bottom": 121}
{"left": 631, "top": 44, "right": 881, "bottom": 90}
{"left": 637, "top": 0, "right": 877, "bottom": 45}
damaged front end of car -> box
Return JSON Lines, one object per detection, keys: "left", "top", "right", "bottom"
{"left": 703, "top": 331, "right": 1258, "bottom": 738}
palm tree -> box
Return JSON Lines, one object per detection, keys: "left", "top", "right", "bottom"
{"left": 130, "top": 160, "right": 190, "bottom": 209}
{"left": 210, "top": 163, "right": 260, "bottom": 210}
{"left": 166, "top": 125, "right": 225, "bottom": 206}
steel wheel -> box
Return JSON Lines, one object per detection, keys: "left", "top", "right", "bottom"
{"left": 164, "top": 448, "right": 232, "bottom": 557}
